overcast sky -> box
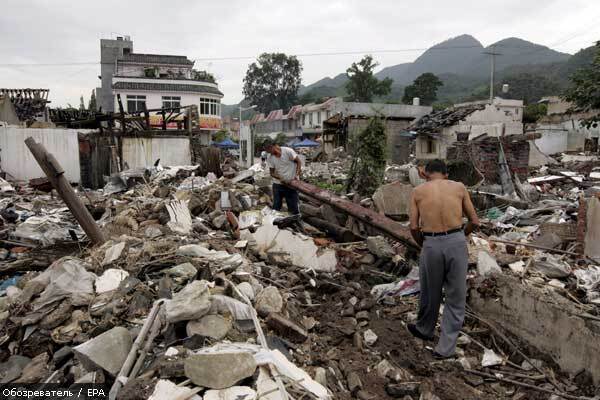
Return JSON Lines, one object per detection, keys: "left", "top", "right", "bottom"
{"left": 1, "top": 0, "right": 599, "bottom": 107}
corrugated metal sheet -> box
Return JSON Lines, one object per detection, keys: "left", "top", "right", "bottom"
{"left": 0, "top": 126, "right": 83, "bottom": 182}
{"left": 122, "top": 137, "right": 191, "bottom": 169}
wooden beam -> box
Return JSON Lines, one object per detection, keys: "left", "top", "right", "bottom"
{"left": 25, "top": 137, "right": 105, "bottom": 246}
{"left": 286, "top": 179, "right": 417, "bottom": 248}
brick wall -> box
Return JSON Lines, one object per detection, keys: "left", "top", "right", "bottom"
{"left": 447, "top": 136, "right": 529, "bottom": 184}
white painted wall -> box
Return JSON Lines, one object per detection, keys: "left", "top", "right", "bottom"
{"left": 534, "top": 130, "right": 569, "bottom": 155}
{"left": 0, "top": 126, "right": 83, "bottom": 182}
{"left": 114, "top": 90, "right": 204, "bottom": 112}
{"left": 122, "top": 137, "right": 191, "bottom": 168}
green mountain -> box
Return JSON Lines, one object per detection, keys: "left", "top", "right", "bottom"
{"left": 299, "top": 34, "right": 578, "bottom": 105}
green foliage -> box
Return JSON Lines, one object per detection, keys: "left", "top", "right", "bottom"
{"left": 346, "top": 117, "right": 387, "bottom": 196}
{"left": 88, "top": 89, "right": 97, "bottom": 112}
{"left": 498, "top": 72, "right": 560, "bottom": 104}
{"left": 523, "top": 103, "right": 548, "bottom": 123}
{"left": 563, "top": 41, "right": 600, "bottom": 128}
{"left": 345, "top": 55, "right": 393, "bottom": 102}
{"left": 213, "top": 129, "right": 228, "bottom": 142}
{"left": 306, "top": 179, "right": 344, "bottom": 194}
{"left": 253, "top": 133, "right": 289, "bottom": 156}
{"left": 192, "top": 70, "right": 216, "bottom": 83}
{"left": 433, "top": 101, "right": 452, "bottom": 111}
{"left": 402, "top": 73, "right": 443, "bottom": 105}
{"left": 243, "top": 53, "right": 302, "bottom": 113}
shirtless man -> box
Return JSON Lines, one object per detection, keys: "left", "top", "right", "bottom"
{"left": 407, "top": 159, "right": 479, "bottom": 359}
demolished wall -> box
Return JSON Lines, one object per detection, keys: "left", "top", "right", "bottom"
{"left": 470, "top": 274, "right": 600, "bottom": 385}
{"left": 446, "top": 136, "right": 530, "bottom": 184}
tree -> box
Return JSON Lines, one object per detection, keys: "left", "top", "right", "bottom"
{"left": 345, "top": 55, "right": 393, "bottom": 102}
{"left": 563, "top": 41, "right": 600, "bottom": 128}
{"left": 346, "top": 117, "right": 387, "bottom": 196}
{"left": 498, "top": 73, "right": 560, "bottom": 104}
{"left": 88, "top": 89, "right": 97, "bottom": 112}
{"left": 402, "top": 73, "right": 443, "bottom": 105}
{"left": 523, "top": 103, "right": 548, "bottom": 123}
{"left": 79, "top": 95, "right": 85, "bottom": 111}
{"left": 213, "top": 129, "right": 228, "bottom": 142}
{"left": 243, "top": 53, "right": 302, "bottom": 112}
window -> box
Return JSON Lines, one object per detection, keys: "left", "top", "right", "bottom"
{"left": 326, "top": 110, "right": 330, "bottom": 119}
{"left": 200, "top": 98, "right": 220, "bottom": 116}
{"left": 421, "top": 138, "right": 436, "bottom": 154}
{"left": 317, "top": 111, "right": 321, "bottom": 124}
{"left": 309, "top": 113, "right": 313, "bottom": 125}
{"left": 302, "top": 114, "right": 306, "bottom": 126}
{"left": 126, "top": 95, "right": 146, "bottom": 112}
{"left": 162, "top": 96, "right": 181, "bottom": 109}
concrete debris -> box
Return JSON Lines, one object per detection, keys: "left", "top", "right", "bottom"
{"left": 372, "top": 182, "right": 413, "bottom": 217}
{"left": 1, "top": 148, "right": 598, "bottom": 399}
{"left": 366, "top": 235, "right": 395, "bottom": 259}
{"left": 101, "top": 241, "right": 126, "bottom": 266}
{"left": 481, "top": 349, "right": 504, "bottom": 367}
{"left": 165, "top": 262, "right": 197, "bottom": 283}
{"left": 255, "top": 286, "right": 283, "bottom": 317}
{"left": 184, "top": 352, "right": 257, "bottom": 389}
{"left": 186, "top": 314, "right": 232, "bottom": 340}
{"left": 149, "top": 379, "right": 202, "bottom": 400}
{"left": 95, "top": 268, "right": 129, "bottom": 293}
{"left": 166, "top": 280, "right": 212, "bottom": 323}
{"left": 363, "top": 329, "right": 378, "bottom": 346}
{"left": 73, "top": 326, "right": 132, "bottom": 376}
{"left": 477, "top": 251, "right": 502, "bottom": 277}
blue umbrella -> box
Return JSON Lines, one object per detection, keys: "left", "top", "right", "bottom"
{"left": 213, "top": 138, "right": 239, "bottom": 149}
{"left": 291, "top": 138, "right": 320, "bottom": 148}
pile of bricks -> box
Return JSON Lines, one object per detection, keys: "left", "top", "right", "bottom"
{"left": 447, "top": 136, "right": 530, "bottom": 184}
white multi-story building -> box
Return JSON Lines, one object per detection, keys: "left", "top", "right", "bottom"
{"left": 98, "top": 36, "right": 223, "bottom": 131}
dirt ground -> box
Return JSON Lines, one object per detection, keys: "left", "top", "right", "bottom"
{"left": 299, "top": 278, "right": 574, "bottom": 400}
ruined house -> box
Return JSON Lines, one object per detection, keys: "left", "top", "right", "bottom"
{"left": 413, "top": 98, "right": 524, "bottom": 160}
{"left": 535, "top": 96, "right": 600, "bottom": 154}
{"left": 0, "top": 88, "right": 51, "bottom": 125}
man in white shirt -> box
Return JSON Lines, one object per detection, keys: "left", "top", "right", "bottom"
{"left": 264, "top": 140, "right": 302, "bottom": 215}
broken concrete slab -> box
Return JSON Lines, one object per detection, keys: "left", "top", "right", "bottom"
{"left": 186, "top": 314, "right": 232, "bottom": 340}
{"left": 165, "top": 280, "right": 212, "bottom": 323}
{"left": 372, "top": 182, "right": 413, "bottom": 217}
{"left": 164, "top": 262, "right": 197, "bottom": 282}
{"left": 18, "top": 353, "right": 50, "bottom": 383}
{"left": 148, "top": 379, "right": 201, "bottom": 400}
{"left": 255, "top": 286, "right": 283, "bottom": 317}
{"left": 184, "top": 352, "right": 257, "bottom": 389}
{"left": 0, "top": 355, "right": 31, "bottom": 383}
{"left": 73, "top": 326, "right": 132, "bottom": 377}
{"left": 236, "top": 281, "right": 255, "bottom": 301}
{"left": 470, "top": 274, "right": 600, "bottom": 385}
{"left": 584, "top": 197, "right": 600, "bottom": 261}
{"left": 166, "top": 199, "right": 193, "bottom": 234}
{"left": 266, "top": 313, "right": 308, "bottom": 343}
{"left": 248, "top": 224, "right": 338, "bottom": 272}
{"left": 102, "top": 241, "right": 126, "bottom": 266}
{"left": 366, "top": 236, "right": 395, "bottom": 259}
{"left": 95, "top": 268, "right": 129, "bottom": 293}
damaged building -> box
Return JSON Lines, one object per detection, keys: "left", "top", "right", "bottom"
{"left": 535, "top": 96, "right": 600, "bottom": 154}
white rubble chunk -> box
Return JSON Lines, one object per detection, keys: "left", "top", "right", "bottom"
{"left": 165, "top": 280, "right": 211, "bottom": 323}
{"left": 95, "top": 268, "right": 129, "bottom": 293}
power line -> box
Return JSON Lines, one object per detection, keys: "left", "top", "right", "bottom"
{"left": 0, "top": 43, "right": 563, "bottom": 67}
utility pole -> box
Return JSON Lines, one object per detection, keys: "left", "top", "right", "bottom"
{"left": 483, "top": 45, "right": 502, "bottom": 103}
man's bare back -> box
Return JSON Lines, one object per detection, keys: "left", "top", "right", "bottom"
{"left": 412, "top": 179, "right": 467, "bottom": 232}
{"left": 409, "top": 177, "right": 479, "bottom": 246}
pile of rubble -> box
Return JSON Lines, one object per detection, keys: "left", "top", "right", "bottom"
{"left": 0, "top": 147, "right": 599, "bottom": 399}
